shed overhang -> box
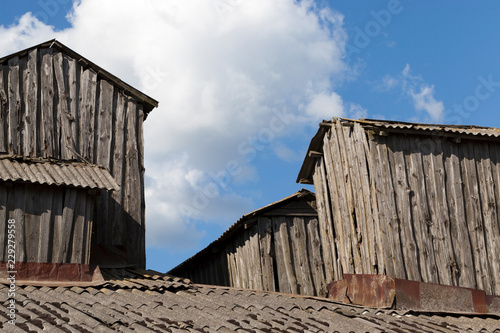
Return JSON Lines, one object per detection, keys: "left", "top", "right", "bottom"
{"left": 0, "top": 155, "right": 119, "bottom": 191}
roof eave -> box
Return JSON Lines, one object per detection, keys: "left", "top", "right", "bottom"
{"left": 0, "top": 39, "right": 159, "bottom": 115}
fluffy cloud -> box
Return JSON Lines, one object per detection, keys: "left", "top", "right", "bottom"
{"left": 382, "top": 64, "right": 444, "bottom": 122}
{"left": 0, "top": 0, "right": 349, "bottom": 250}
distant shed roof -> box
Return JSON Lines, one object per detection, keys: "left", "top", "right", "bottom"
{"left": 0, "top": 155, "right": 119, "bottom": 191}
{"left": 0, "top": 39, "right": 158, "bottom": 114}
{"left": 297, "top": 117, "right": 500, "bottom": 184}
{"left": 169, "top": 189, "right": 316, "bottom": 274}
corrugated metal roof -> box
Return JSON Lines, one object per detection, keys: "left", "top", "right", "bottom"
{"left": 0, "top": 156, "right": 119, "bottom": 191}
{"left": 355, "top": 118, "right": 500, "bottom": 138}
{"left": 0, "top": 268, "right": 498, "bottom": 332}
{"left": 297, "top": 118, "right": 500, "bottom": 184}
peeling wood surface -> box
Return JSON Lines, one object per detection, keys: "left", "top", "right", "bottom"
{"left": 0, "top": 47, "right": 147, "bottom": 267}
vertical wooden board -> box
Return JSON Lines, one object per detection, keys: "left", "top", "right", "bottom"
{"left": 258, "top": 217, "right": 275, "bottom": 291}
{"left": 56, "top": 188, "right": 78, "bottom": 263}
{"left": 96, "top": 80, "right": 114, "bottom": 167}
{"left": 225, "top": 246, "right": 233, "bottom": 286}
{"left": 421, "top": 137, "right": 453, "bottom": 286}
{"left": 24, "top": 184, "right": 39, "bottom": 262}
{"left": 0, "top": 186, "right": 7, "bottom": 261}
{"left": 0, "top": 65, "right": 7, "bottom": 153}
{"left": 333, "top": 121, "right": 364, "bottom": 274}
{"left": 353, "top": 124, "right": 380, "bottom": 273}
{"left": 373, "top": 135, "right": 406, "bottom": 279}
{"left": 226, "top": 242, "right": 237, "bottom": 287}
{"left": 53, "top": 52, "right": 74, "bottom": 160}
{"left": 386, "top": 135, "right": 420, "bottom": 281}
{"left": 460, "top": 141, "right": 491, "bottom": 292}
{"left": 64, "top": 54, "right": 80, "bottom": 152}
{"left": 343, "top": 123, "right": 373, "bottom": 273}
{"left": 23, "top": 49, "right": 38, "bottom": 157}
{"left": 7, "top": 56, "right": 21, "bottom": 155}
{"left": 306, "top": 217, "right": 327, "bottom": 296}
{"left": 475, "top": 142, "right": 500, "bottom": 294}
{"left": 94, "top": 80, "right": 113, "bottom": 247}
{"left": 36, "top": 186, "right": 53, "bottom": 263}
{"left": 272, "top": 216, "right": 296, "bottom": 294}
{"left": 236, "top": 233, "right": 249, "bottom": 289}
{"left": 109, "top": 93, "right": 127, "bottom": 245}
{"left": 8, "top": 185, "right": 26, "bottom": 262}
{"left": 220, "top": 250, "right": 230, "bottom": 286}
{"left": 311, "top": 161, "right": 336, "bottom": 282}
{"left": 405, "top": 137, "right": 438, "bottom": 283}
{"left": 288, "top": 216, "right": 314, "bottom": 295}
{"left": 366, "top": 133, "right": 394, "bottom": 277}
{"left": 322, "top": 133, "right": 346, "bottom": 278}
{"left": 84, "top": 196, "right": 94, "bottom": 265}
{"left": 442, "top": 141, "right": 475, "bottom": 289}
{"left": 337, "top": 123, "right": 366, "bottom": 273}
{"left": 489, "top": 142, "right": 500, "bottom": 258}
{"left": 137, "top": 106, "right": 146, "bottom": 263}
{"left": 124, "top": 99, "right": 144, "bottom": 266}
{"left": 50, "top": 189, "right": 64, "bottom": 263}
{"left": 78, "top": 67, "right": 97, "bottom": 162}
{"left": 327, "top": 126, "right": 356, "bottom": 275}
{"left": 40, "top": 49, "right": 55, "bottom": 158}
{"left": 71, "top": 191, "right": 88, "bottom": 264}
{"left": 246, "top": 227, "right": 261, "bottom": 289}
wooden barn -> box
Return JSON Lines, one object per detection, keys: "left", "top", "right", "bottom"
{"left": 0, "top": 40, "right": 157, "bottom": 274}
{"left": 169, "top": 189, "right": 339, "bottom": 296}
{"left": 297, "top": 118, "right": 500, "bottom": 295}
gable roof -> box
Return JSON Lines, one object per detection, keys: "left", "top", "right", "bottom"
{"left": 2, "top": 268, "right": 499, "bottom": 332}
{"left": 297, "top": 117, "right": 500, "bottom": 184}
{"left": 169, "top": 189, "right": 316, "bottom": 275}
{"left": 0, "top": 155, "right": 119, "bottom": 191}
{"left": 0, "top": 39, "right": 158, "bottom": 114}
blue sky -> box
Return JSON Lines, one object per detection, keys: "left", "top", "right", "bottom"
{"left": 0, "top": 0, "right": 499, "bottom": 273}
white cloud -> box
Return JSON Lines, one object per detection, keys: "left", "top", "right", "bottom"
{"left": 306, "top": 92, "right": 344, "bottom": 119}
{"left": 382, "top": 64, "right": 444, "bottom": 122}
{"left": 0, "top": 0, "right": 349, "bottom": 250}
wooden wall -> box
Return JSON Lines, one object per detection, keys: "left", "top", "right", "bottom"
{"left": 0, "top": 183, "right": 93, "bottom": 264}
{"left": 313, "top": 119, "right": 500, "bottom": 295}
{"left": 173, "top": 201, "right": 331, "bottom": 296}
{"left": 0, "top": 47, "right": 146, "bottom": 267}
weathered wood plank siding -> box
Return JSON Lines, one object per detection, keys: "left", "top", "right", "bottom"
{"left": 311, "top": 121, "right": 500, "bottom": 295}
{"left": 0, "top": 46, "right": 147, "bottom": 267}
{"left": 0, "top": 183, "right": 93, "bottom": 264}
{"left": 169, "top": 193, "right": 331, "bottom": 296}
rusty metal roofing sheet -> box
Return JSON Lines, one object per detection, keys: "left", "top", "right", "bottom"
{"left": 0, "top": 156, "right": 119, "bottom": 191}
{"left": 1, "top": 269, "right": 499, "bottom": 332}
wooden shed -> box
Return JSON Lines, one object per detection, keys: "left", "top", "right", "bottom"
{"left": 169, "top": 189, "right": 335, "bottom": 296}
{"left": 0, "top": 40, "right": 158, "bottom": 271}
{"left": 297, "top": 118, "right": 500, "bottom": 295}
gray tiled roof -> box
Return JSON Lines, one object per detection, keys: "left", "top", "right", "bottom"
{"left": 0, "top": 268, "right": 499, "bottom": 332}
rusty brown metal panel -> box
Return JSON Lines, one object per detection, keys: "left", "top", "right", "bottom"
{"left": 328, "top": 274, "right": 496, "bottom": 314}
{"left": 0, "top": 261, "right": 104, "bottom": 285}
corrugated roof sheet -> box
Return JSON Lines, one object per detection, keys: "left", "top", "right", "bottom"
{"left": 1, "top": 268, "right": 498, "bottom": 332}
{"left": 0, "top": 156, "right": 119, "bottom": 191}
{"left": 297, "top": 118, "right": 500, "bottom": 184}
{"left": 355, "top": 118, "right": 500, "bottom": 138}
